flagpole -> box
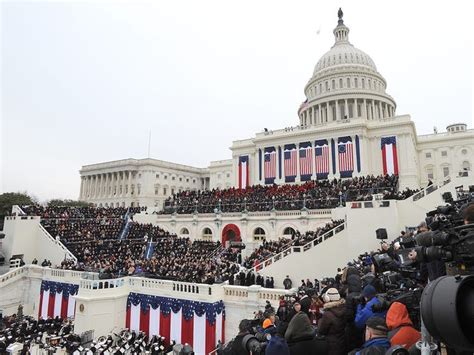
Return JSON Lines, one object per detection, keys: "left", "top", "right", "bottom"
{"left": 147, "top": 130, "right": 151, "bottom": 158}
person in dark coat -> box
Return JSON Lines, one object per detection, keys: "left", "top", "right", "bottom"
{"left": 318, "top": 288, "right": 347, "bottom": 355}
{"left": 283, "top": 275, "right": 292, "bottom": 290}
{"left": 225, "top": 319, "right": 251, "bottom": 355}
{"left": 343, "top": 267, "right": 364, "bottom": 350}
{"left": 284, "top": 301, "right": 314, "bottom": 343}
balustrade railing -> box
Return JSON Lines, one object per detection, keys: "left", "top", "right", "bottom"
{"left": 252, "top": 222, "right": 346, "bottom": 273}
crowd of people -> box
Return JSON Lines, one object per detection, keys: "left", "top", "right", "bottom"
{"left": 224, "top": 204, "right": 474, "bottom": 355}
{"left": 242, "top": 220, "right": 345, "bottom": 269}
{"left": 161, "top": 175, "right": 417, "bottom": 214}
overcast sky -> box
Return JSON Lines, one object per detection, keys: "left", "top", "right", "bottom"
{"left": 1, "top": 0, "right": 472, "bottom": 201}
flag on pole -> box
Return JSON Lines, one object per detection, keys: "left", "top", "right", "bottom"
{"left": 238, "top": 156, "right": 249, "bottom": 189}
{"left": 381, "top": 136, "right": 399, "bottom": 175}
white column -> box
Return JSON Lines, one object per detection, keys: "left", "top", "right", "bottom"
{"left": 371, "top": 101, "right": 375, "bottom": 120}
{"left": 79, "top": 177, "right": 84, "bottom": 200}
{"left": 318, "top": 105, "right": 322, "bottom": 124}
{"left": 335, "top": 101, "right": 341, "bottom": 121}
{"left": 362, "top": 99, "right": 367, "bottom": 119}
{"left": 296, "top": 146, "right": 301, "bottom": 183}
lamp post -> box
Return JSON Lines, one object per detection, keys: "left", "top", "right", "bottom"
{"left": 339, "top": 191, "right": 343, "bottom": 207}
{"left": 194, "top": 199, "right": 198, "bottom": 214}
{"left": 272, "top": 196, "right": 276, "bottom": 211}
{"left": 243, "top": 197, "right": 247, "bottom": 212}
{"left": 303, "top": 193, "right": 307, "bottom": 210}
{"left": 218, "top": 198, "right": 222, "bottom": 213}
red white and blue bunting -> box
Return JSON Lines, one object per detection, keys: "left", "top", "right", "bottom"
{"left": 38, "top": 280, "right": 78, "bottom": 320}
{"left": 126, "top": 293, "right": 225, "bottom": 355}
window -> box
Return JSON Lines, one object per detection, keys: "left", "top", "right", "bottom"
{"left": 347, "top": 78, "right": 350, "bottom": 87}
{"left": 125, "top": 185, "right": 128, "bottom": 194}
{"left": 362, "top": 78, "right": 365, "bottom": 88}
{"left": 462, "top": 161, "right": 471, "bottom": 171}
{"left": 339, "top": 78, "right": 343, "bottom": 88}
{"left": 154, "top": 184, "right": 159, "bottom": 195}
{"left": 443, "top": 167, "right": 450, "bottom": 177}
{"left": 171, "top": 188, "right": 175, "bottom": 195}
{"left": 441, "top": 151, "right": 447, "bottom": 157}
{"left": 462, "top": 149, "right": 468, "bottom": 155}
{"left": 331, "top": 80, "right": 335, "bottom": 89}
{"left": 425, "top": 152, "right": 432, "bottom": 158}
{"left": 319, "top": 83, "right": 322, "bottom": 93}
{"left": 137, "top": 184, "right": 141, "bottom": 195}
{"left": 202, "top": 227, "right": 213, "bottom": 241}
{"left": 179, "top": 177, "right": 182, "bottom": 182}
{"left": 164, "top": 175, "right": 168, "bottom": 180}
{"left": 186, "top": 178, "right": 189, "bottom": 182}
{"left": 283, "top": 227, "right": 296, "bottom": 236}
{"left": 253, "top": 227, "right": 266, "bottom": 241}
{"left": 163, "top": 188, "right": 167, "bottom": 195}
{"left": 138, "top": 174, "right": 141, "bottom": 178}
{"left": 427, "top": 172, "right": 434, "bottom": 180}
{"left": 172, "top": 176, "right": 175, "bottom": 181}
{"left": 354, "top": 78, "right": 358, "bottom": 87}
{"left": 193, "top": 179, "right": 196, "bottom": 183}
{"left": 180, "top": 228, "right": 190, "bottom": 235}
{"left": 156, "top": 174, "right": 159, "bottom": 178}
{"left": 226, "top": 173, "right": 230, "bottom": 178}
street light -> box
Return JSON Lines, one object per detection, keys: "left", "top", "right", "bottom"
{"left": 272, "top": 195, "right": 276, "bottom": 211}
{"left": 339, "top": 191, "right": 343, "bottom": 207}
{"left": 218, "top": 198, "right": 222, "bottom": 213}
{"left": 243, "top": 197, "right": 247, "bottom": 212}
{"left": 302, "top": 193, "right": 307, "bottom": 210}
{"left": 194, "top": 199, "right": 198, "bottom": 214}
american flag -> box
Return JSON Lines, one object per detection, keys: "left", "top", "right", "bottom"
{"left": 338, "top": 141, "right": 354, "bottom": 173}
{"left": 284, "top": 145, "right": 297, "bottom": 180}
{"left": 299, "top": 143, "right": 313, "bottom": 179}
{"left": 264, "top": 149, "right": 277, "bottom": 182}
{"left": 315, "top": 142, "right": 330, "bottom": 176}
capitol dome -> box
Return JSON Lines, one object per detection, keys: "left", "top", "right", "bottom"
{"left": 313, "top": 43, "right": 377, "bottom": 74}
{"left": 298, "top": 9, "right": 397, "bottom": 127}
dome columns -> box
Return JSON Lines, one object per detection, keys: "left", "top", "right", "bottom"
{"left": 299, "top": 98, "right": 396, "bottom": 126}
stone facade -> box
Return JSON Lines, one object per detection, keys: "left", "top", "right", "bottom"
{"left": 79, "top": 12, "right": 473, "bottom": 209}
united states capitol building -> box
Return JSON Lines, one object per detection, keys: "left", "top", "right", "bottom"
{"left": 79, "top": 10, "right": 473, "bottom": 210}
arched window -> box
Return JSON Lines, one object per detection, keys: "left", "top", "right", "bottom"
{"left": 462, "top": 161, "right": 471, "bottom": 171}
{"left": 253, "top": 227, "right": 266, "bottom": 241}
{"left": 202, "top": 227, "right": 213, "bottom": 241}
{"left": 180, "top": 227, "right": 190, "bottom": 235}
{"left": 283, "top": 227, "right": 296, "bottom": 236}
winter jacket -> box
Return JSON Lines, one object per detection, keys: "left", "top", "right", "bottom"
{"left": 265, "top": 335, "right": 290, "bottom": 355}
{"left": 348, "top": 337, "right": 391, "bottom": 355}
{"left": 317, "top": 299, "right": 347, "bottom": 355}
{"left": 285, "top": 312, "right": 314, "bottom": 343}
{"left": 386, "top": 302, "right": 420, "bottom": 349}
{"left": 354, "top": 297, "right": 386, "bottom": 329}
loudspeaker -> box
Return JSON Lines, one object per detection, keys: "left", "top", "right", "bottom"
{"left": 375, "top": 228, "right": 388, "bottom": 240}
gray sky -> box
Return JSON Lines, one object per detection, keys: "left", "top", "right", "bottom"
{"left": 1, "top": 0, "right": 473, "bottom": 201}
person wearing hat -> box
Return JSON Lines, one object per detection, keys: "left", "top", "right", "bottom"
{"left": 354, "top": 285, "right": 386, "bottom": 330}
{"left": 386, "top": 302, "right": 420, "bottom": 349}
{"left": 348, "top": 316, "right": 391, "bottom": 355}
{"left": 262, "top": 310, "right": 276, "bottom": 336}
{"left": 317, "top": 288, "right": 347, "bottom": 355}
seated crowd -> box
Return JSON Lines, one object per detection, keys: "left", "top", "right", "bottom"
{"left": 242, "top": 220, "right": 345, "bottom": 269}
{"left": 161, "top": 174, "right": 417, "bottom": 214}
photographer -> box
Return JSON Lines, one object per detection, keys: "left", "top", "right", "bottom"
{"left": 354, "top": 285, "right": 386, "bottom": 330}
{"left": 225, "top": 320, "right": 252, "bottom": 355}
